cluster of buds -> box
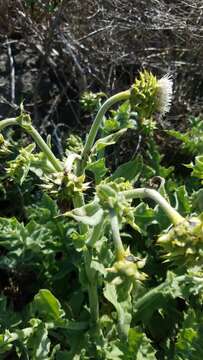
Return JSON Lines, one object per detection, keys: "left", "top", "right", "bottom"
{"left": 42, "top": 153, "right": 89, "bottom": 200}
{"left": 96, "top": 181, "right": 140, "bottom": 231}
{"left": 96, "top": 180, "right": 132, "bottom": 212}
{"left": 80, "top": 91, "right": 106, "bottom": 113}
{"left": 107, "top": 248, "right": 147, "bottom": 283}
{"left": 42, "top": 171, "right": 89, "bottom": 200}
{"left": 158, "top": 215, "right": 203, "bottom": 269}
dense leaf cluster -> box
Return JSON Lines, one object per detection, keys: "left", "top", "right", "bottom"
{"left": 0, "top": 81, "right": 202, "bottom": 359}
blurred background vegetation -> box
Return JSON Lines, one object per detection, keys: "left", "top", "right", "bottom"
{"left": 0, "top": 0, "right": 202, "bottom": 145}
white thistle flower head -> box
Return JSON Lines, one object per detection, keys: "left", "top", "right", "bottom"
{"left": 156, "top": 74, "right": 173, "bottom": 115}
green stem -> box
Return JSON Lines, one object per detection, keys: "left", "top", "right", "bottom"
{"left": 77, "top": 90, "right": 130, "bottom": 175}
{"left": 83, "top": 249, "right": 100, "bottom": 328}
{"left": 74, "top": 91, "right": 132, "bottom": 326}
{"left": 28, "top": 123, "right": 99, "bottom": 326}
{"left": 133, "top": 274, "right": 203, "bottom": 318}
{"left": 133, "top": 275, "right": 185, "bottom": 317}
{"left": 25, "top": 124, "right": 62, "bottom": 172}
{"left": 88, "top": 280, "right": 100, "bottom": 327}
{"left": 0, "top": 117, "right": 62, "bottom": 172}
{"left": 121, "top": 188, "right": 184, "bottom": 226}
{"left": 72, "top": 190, "right": 99, "bottom": 328}
{"left": 109, "top": 208, "right": 125, "bottom": 260}
{"left": 86, "top": 216, "right": 104, "bottom": 247}
{"left": 0, "top": 118, "right": 18, "bottom": 130}
{"left": 72, "top": 193, "right": 88, "bottom": 234}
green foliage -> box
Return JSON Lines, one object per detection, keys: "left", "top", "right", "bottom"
{"left": 0, "top": 71, "right": 202, "bottom": 358}
{"left": 126, "top": 328, "right": 157, "bottom": 359}
{"left": 80, "top": 92, "right": 106, "bottom": 113}
{"left": 188, "top": 155, "right": 203, "bottom": 182}
{"left": 103, "top": 101, "right": 136, "bottom": 134}
{"left": 168, "top": 116, "right": 203, "bottom": 155}
{"left": 111, "top": 154, "right": 143, "bottom": 182}
{"left": 24, "top": 0, "right": 60, "bottom": 13}
{"left": 174, "top": 309, "right": 203, "bottom": 360}
{"left": 6, "top": 143, "right": 36, "bottom": 185}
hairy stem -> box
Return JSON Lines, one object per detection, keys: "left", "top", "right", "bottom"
{"left": 109, "top": 208, "right": 125, "bottom": 260}
{"left": 77, "top": 90, "right": 130, "bottom": 175}
{"left": 121, "top": 188, "right": 184, "bottom": 225}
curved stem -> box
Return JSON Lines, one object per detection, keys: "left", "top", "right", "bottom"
{"left": 74, "top": 91, "right": 132, "bottom": 325}
{"left": 0, "top": 118, "right": 18, "bottom": 130}
{"left": 0, "top": 117, "right": 62, "bottom": 172}
{"left": 109, "top": 208, "right": 125, "bottom": 260}
{"left": 77, "top": 90, "right": 130, "bottom": 175}
{"left": 121, "top": 188, "right": 184, "bottom": 226}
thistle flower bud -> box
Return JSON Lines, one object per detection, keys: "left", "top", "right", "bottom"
{"left": 107, "top": 248, "right": 147, "bottom": 282}
{"left": 130, "top": 70, "right": 173, "bottom": 118}
{"left": 158, "top": 215, "right": 203, "bottom": 268}
{"left": 42, "top": 171, "right": 89, "bottom": 200}
{"left": 96, "top": 181, "right": 132, "bottom": 211}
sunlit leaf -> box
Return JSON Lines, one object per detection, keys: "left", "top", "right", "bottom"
{"left": 86, "top": 158, "right": 108, "bottom": 184}
{"left": 92, "top": 128, "right": 127, "bottom": 152}
{"left": 32, "top": 289, "right": 65, "bottom": 322}
{"left": 111, "top": 155, "right": 143, "bottom": 182}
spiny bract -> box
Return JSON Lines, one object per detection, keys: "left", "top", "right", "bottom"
{"left": 130, "top": 70, "right": 173, "bottom": 119}
{"left": 158, "top": 214, "right": 203, "bottom": 268}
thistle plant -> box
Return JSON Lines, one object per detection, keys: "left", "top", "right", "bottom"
{"left": 0, "top": 70, "right": 202, "bottom": 357}
{"left": 76, "top": 70, "right": 173, "bottom": 176}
